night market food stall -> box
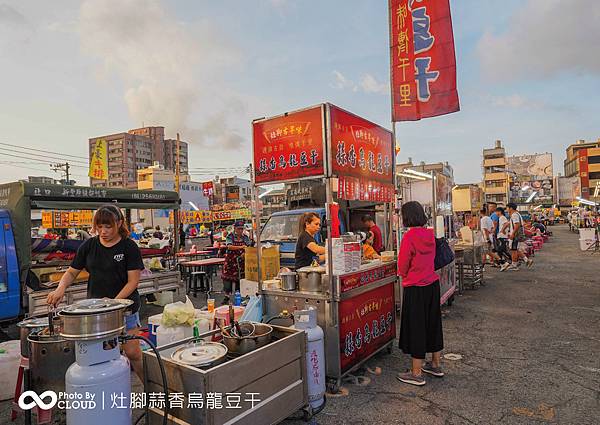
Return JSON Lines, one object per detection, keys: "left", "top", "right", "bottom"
{"left": 0, "top": 182, "right": 183, "bottom": 321}
{"left": 397, "top": 168, "right": 457, "bottom": 305}
{"left": 252, "top": 103, "right": 398, "bottom": 392}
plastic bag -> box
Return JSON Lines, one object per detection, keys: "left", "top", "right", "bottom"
{"left": 161, "top": 297, "right": 195, "bottom": 327}
{"left": 240, "top": 295, "right": 263, "bottom": 323}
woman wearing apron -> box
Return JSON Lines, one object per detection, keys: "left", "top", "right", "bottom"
{"left": 220, "top": 221, "right": 252, "bottom": 303}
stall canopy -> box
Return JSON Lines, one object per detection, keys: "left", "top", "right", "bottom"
{"left": 0, "top": 181, "right": 180, "bottom": 287}
{"left": 253, "top": 103, "right": 395, "bottom": 203}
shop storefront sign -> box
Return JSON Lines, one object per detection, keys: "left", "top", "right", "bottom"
{"left": 253, "top": 105, "right": 325, "bottom": 184}
{"left": 42, "top": 210, "right": 94, "bottom": 228}
{"left": 338, "top": 283, "right": 396, "bottom": 374}
{"left": 330, "top": 105, "right": 395, "bottom": 202}
{"left": 340, "top": 263, "right": 397, "bottom": 293}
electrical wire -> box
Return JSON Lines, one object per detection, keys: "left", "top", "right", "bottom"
{"left": 0, "top": 141, "right": 88, "bottom": 160}
{"left": 0, "top": 151, "right": 87, "bottom": 168}
{"left": 0, "top": 146, "right": 88, "bottom": 165}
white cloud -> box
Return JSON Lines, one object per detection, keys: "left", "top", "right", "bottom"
{"left": 331, "top": 71, "right": 388, "bottom": 94}
{"left": 359, "top": 73, "right": 387, "bottom": 94}
{"left": 79, "top": 0, "right": 246, "bottom": 149}
{"left": 477, "top": 0, "right": 600, "bottom": 81}
{"left": 331, "top": 70, "right": 356, "bottom": 91}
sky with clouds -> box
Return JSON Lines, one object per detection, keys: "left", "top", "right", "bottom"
{"left": 0, "top": 0, "right": 598, "bottom": 184}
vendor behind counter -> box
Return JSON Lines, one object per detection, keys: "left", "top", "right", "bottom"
{"left": 295, "top": 212, "right": 326, "bottom": 269}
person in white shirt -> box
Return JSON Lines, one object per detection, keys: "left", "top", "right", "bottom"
{"left": 496, "top": 207, "right": 513, "bottom": 271}
{"left": 479, "top": 209, "right": 500, "bottom": 265}
{"left": 505, "top": 203, "right": 533, "bottom": 270}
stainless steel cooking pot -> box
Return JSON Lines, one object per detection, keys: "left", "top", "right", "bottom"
{"left": 279, "top": 272, "right": 297, "bottom": 291}
{"left": 297, "top": 266, "right": 326, "bottom": 293}
{"left": 17, "top": 317, "right": 49, "bottom": 357}
{"left": 28, "top": 331, "right": 75, "bottom": 394}
{"left": 59, "top": 298, "right": 133, "bottom": 340}
{"left": 222, "top": 322, "right": 273, "bottom": 356}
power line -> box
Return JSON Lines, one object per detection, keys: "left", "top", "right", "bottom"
{"left": 0, "top": 151, "right": 87, "bottom": 169}
{"left": 0, "top": 147, "right": 88, "bottom": 166}
{"left": 0, "top": 141, "right": 88, "bottom": 161}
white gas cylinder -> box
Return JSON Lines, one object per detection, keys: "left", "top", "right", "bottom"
{"left": 66, "top": 354, "right": 131, "bottom": 424}
{"left": 294, "top": 308, "right": 325, "bottom": 409}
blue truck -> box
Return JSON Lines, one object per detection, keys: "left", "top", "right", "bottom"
{"left": 260, "top": 207, "right": 347, "bottom": 269}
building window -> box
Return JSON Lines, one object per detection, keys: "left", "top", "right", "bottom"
{"left": 589, "top": 172, "right": 600, "bottom": 180}
{"left": 588, "top": 156, "right": 600, "bottom": 165}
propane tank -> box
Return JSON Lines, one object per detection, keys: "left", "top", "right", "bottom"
{"left": 293, "top": 307, "right": 325, "bottom": 409}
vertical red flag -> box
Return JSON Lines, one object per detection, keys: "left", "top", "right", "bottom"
{"left": 389, "top": 0, "right": 459, "bottom": 121}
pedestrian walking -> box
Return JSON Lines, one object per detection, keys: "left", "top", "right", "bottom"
{"left": 507, "top": 203, "right": 533, "bottom": 269}
{"left": 496, "top": 207, "right": 513, "bottom": 271}
{"left": 397, "top": 201, "right": 444, "bottom": 386}
{"left": 479, "top": 208, "right": 500, "bottom": 266}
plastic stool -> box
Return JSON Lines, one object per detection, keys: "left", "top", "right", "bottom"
{"left": 188, "top": 271, "right": 207, "bottom": 297}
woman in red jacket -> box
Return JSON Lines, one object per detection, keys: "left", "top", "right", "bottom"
{"left": 397, "top": 201, "right": 444, "bottom": 386}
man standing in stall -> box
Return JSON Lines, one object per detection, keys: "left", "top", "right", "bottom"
{"left": 362, "top": 215, "right": 383, "bottom": 254}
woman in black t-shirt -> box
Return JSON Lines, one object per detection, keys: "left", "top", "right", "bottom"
{"left": 47, "top": 204, "right": 145, "bottom": 378}
{"left": 294, "top": 212, "right": 326, "bottom": 269}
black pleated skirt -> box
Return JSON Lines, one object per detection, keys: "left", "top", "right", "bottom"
{"left": 399, "top": 280, "right": 444, "bottom": 359}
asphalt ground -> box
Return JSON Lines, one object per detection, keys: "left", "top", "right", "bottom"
{"left": 286, "top": 224, "right": 600, "bottom": 425}
{"left": 3, "top": 225, "right": 599, "bottom": 424}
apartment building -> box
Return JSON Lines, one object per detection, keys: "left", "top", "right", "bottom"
{"left": 564, "top": 138, "right": 600, "bottom": 200}
{"left": 89, "top": 126, "right": 189, "bottom": 188}
{"left": 482, "top": 140, "right": 509, "bottom": 206}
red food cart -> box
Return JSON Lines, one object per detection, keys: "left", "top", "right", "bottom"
{"left": 252, "top": 103, "right": 398, "bottom": 392}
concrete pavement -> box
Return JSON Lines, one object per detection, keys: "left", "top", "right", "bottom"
{"left": 3, "top": 225, "right": 598, "bottom": 424}
{"left": 289, "top": 224, "right": 600, "bottom": 424}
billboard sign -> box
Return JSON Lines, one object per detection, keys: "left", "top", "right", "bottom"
{"left": 508, "top": 153, "right": 554, "bottom": 204}
{"left": 556, "top": 176, "right": 581, "bottom": 206}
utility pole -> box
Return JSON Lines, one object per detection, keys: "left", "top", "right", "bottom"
{"left": 174, "top": 133, "right": 181, "bottom": 253}
{"left": 175, "top": 133, "right": 180, "bottom": 194}
{"left": 51, "top": 162, "right": 71, "bottom": 185}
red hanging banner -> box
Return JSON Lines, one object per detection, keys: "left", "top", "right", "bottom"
{"left": 389, "top": 0, "right": 459, "bottom": 121}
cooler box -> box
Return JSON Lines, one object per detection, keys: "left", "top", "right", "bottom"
{"left": 147, "top": 313, "right": 163, "bottom": 346}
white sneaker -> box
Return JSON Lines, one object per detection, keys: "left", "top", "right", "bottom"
{"left": 500, "top": 263, "right": 510, "bottom": 272}
{"left": 507, "top": 264, "right": 520, "bottom": 271}
{"left": 526, "top": 258, "right": 533, "bottom": 268}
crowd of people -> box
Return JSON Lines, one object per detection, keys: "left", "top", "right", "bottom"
{"left": 479, "top": 202, "right": 543, "bottom": 272}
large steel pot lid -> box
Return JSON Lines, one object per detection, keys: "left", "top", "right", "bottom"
{"left": 297, "top": 266, "right": 326, "bottom": 273}
{"left": 171, "top": 342, "right": 228, "bottom": 367}
{"left": 17, "top": 317, "right": 49, "bottom": 328}
{"left": 60, "top": 298, "right": 133, "bottom": 315}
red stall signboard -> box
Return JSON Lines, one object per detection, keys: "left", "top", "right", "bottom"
{"left": 253, "top": 105, "right": 325, "bottom": 184}
{"left": 389, "top": 0, "right": 459, "bottom": 121}
{"left": 330, "top": 105, "right": 395, "bottom": 202}
{"left": 338, "top": 283, "right": 396, "bottom": 374}
{"left": 340, "top": 263, "right": 397, "bottom": 293}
